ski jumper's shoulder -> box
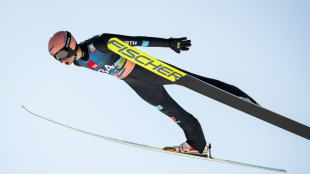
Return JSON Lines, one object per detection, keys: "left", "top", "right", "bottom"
{"left": 73, "top": 33, "right": 171, "bottom": 77}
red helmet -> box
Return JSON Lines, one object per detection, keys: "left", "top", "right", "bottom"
{"left": 48, "top": 31, "right": 78, "bottom": 61}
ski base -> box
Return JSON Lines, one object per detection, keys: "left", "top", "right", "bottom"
{"left": 22, "top": 105, "right": 286, "bottom": 173}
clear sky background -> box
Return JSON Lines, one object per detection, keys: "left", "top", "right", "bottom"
{"left": 1, "top": 0, "right": 310, "bottom": 173}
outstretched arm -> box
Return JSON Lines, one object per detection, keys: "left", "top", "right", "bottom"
{"left": 94, "top": 33, "right": 191, "bottom": 53}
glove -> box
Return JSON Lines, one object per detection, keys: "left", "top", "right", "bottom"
{"left": 169, "top": 37, "right": 191, "bottom": 53}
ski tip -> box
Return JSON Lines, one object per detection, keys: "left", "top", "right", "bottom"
{"left": 21, "top": 105, "right": 28, "bottom": 111}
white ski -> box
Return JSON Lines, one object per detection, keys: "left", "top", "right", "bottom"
{"left": 22, "top": 105, "right": 286, "bottom": 173}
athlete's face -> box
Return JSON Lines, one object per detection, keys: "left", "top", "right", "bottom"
{"left": 59, "top": 46, "right": 82, "bottom": 66}
{"left": 60, "top": 55, "right": 75, "bottom": 66}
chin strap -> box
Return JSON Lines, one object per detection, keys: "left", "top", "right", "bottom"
{"left": 74, "top": 44, "right": 81, "bottom": 61}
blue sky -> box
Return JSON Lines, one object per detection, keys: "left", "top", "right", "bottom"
{"left": 1, "top": 0, "right": 310, "bottom": 173}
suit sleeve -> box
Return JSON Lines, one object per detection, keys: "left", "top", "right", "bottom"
{"left": 93, "top": 33, "right": 170, "bottom": 53}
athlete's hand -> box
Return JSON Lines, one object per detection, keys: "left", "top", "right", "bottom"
{"left": 169, "top": 37, "right": 191, "bottom": 53}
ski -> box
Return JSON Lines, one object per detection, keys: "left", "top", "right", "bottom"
{"left": 107, "top": 38, "right": 310, "bottom": 140}
{"left": 22, "top": 105, "right": 286, "bottom": 173}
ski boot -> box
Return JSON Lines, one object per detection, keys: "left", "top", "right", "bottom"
{"left": 163, "top": 142, "right": 208, "bottom": 156}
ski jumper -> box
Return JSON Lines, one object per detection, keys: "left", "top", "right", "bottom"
{"left": 74, "top": 33, "right": 257, "bottom": 153}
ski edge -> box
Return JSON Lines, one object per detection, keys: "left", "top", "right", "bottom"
{"left": 21, "top": 105, "right": 286, "bottom": 173}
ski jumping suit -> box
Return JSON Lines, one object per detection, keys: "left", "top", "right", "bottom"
{"left": 74, "top": 34, "right": 257, "bottom": 153}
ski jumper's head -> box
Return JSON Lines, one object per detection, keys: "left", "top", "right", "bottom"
{"left": 48, "top": 31, "right": 79, "bottom": 65}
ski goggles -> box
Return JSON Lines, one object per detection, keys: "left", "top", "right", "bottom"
{"left": 53, "top": 31, "right": 78, "bottom": 61}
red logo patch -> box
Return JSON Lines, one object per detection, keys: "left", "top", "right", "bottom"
{"left": 87, "top": 60, "right": 99, "bottom": 69}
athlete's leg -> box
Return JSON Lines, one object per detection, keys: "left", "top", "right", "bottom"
{"left": 185, "top": 71, "right": 258, "bottom": 104}
{"left": 123, "top": 77, "right": 207, "bottom": 153}
{"left": 163, "top": 63, "right": 258, "bottom": 104}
